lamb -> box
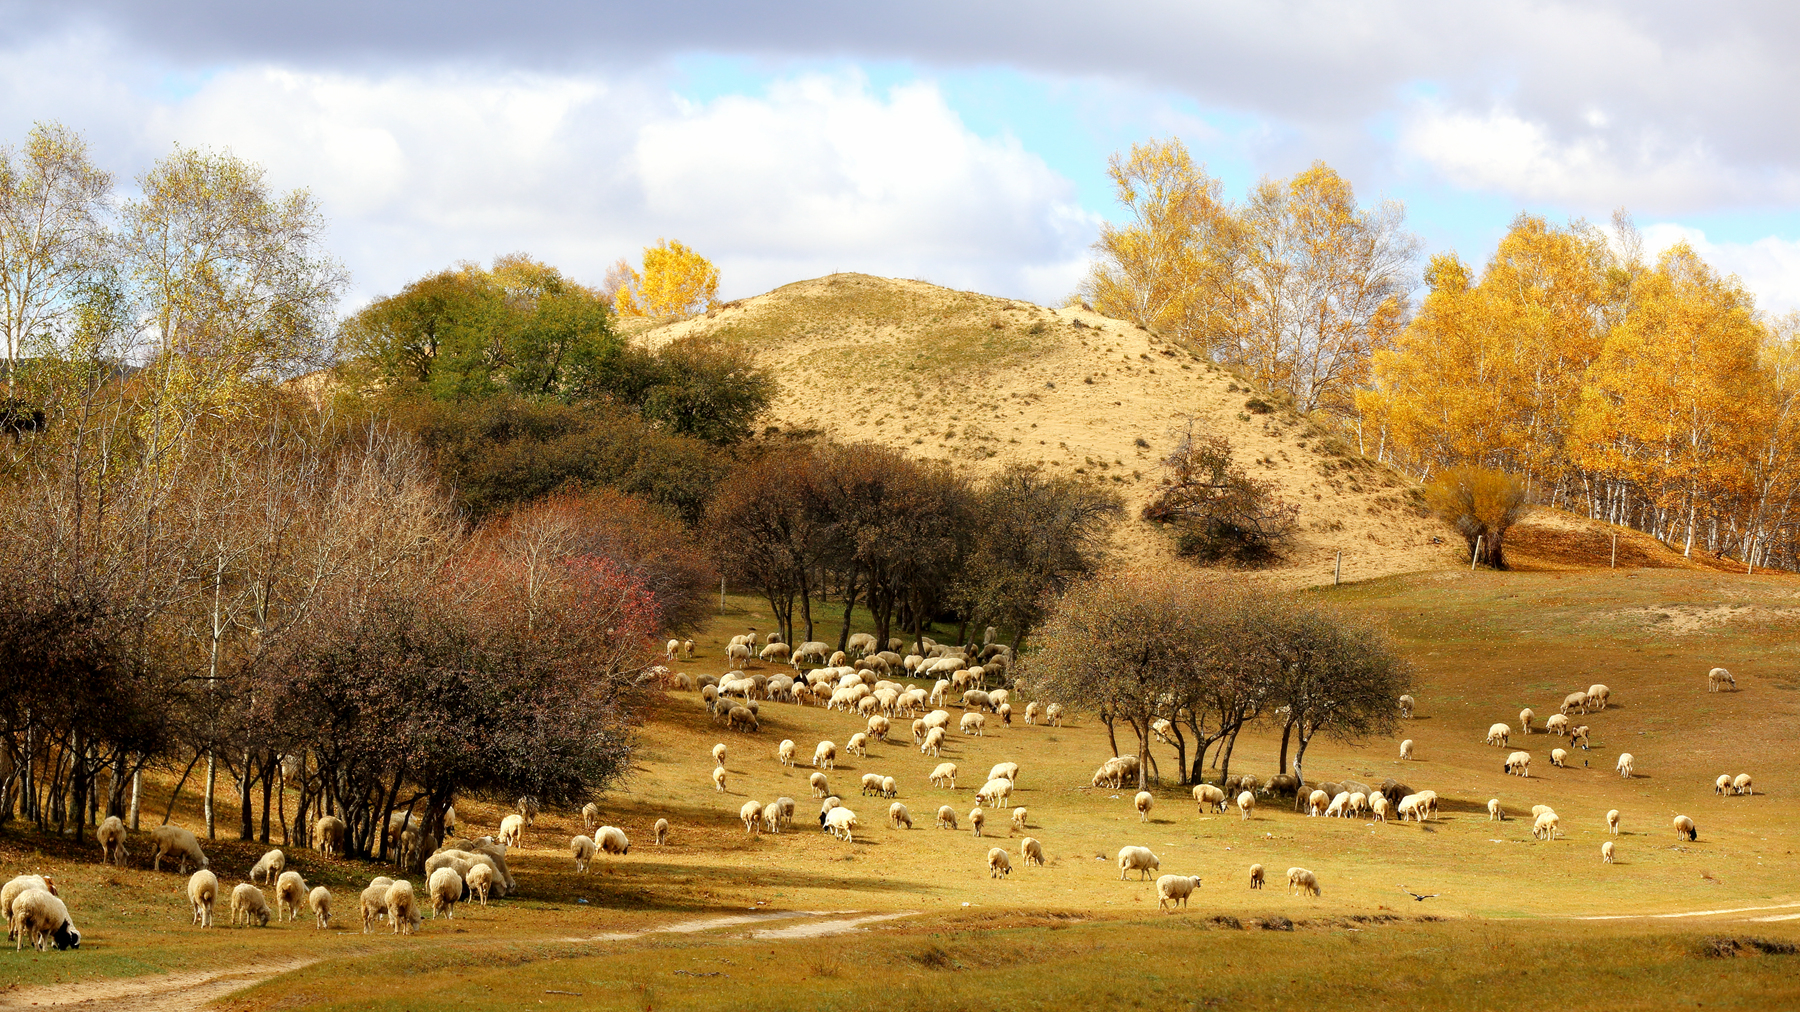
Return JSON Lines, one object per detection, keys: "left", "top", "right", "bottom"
{"left": 151, "top": 825, "right": 210, "bottom": 874}
{"left": 812, "top": 741, "right": 838, "bottom": 769}
{"left": 977, "top": 778, "right": 1013, "bottom": 808}
{"left": 1616, "top": 752, "right": 1634, "bottom": 779}
{"left": 303, "top": 885, "right": 331, "bottom": 929}
{"left": 1504, "top": 751, "right": 1531, "bottom": 777}
{"left": 713, "top": 766, "right": 728, "bottom": 793}
{"left": 936, "top": 805, "right": 959, "bottom": 830}
{"left": 1486, "top": 723, "right": 1511, "bottom": 747}
{"left": 1156, "top": 874, "right": 1201, "bottom": 911}
{"left": 95, "top": 815, "right": 128, "bottom": 867}
{"left": 1237, "top": 791, "right": 1256, "bottom": 820}
{"left": 1560, "top": 691, "right": 1588, "bottom": 715}
{"left": 1708, "top": 667, "right": 1735, "bottom": 692}
{"left": 811, "top": 771, "right": 830, "bottom": 798}
{"left": 1117, "top": 846, "right": 1161, "bottom": 880}
{"left": 1011, "top": 807, "right": 1028, "bottom": 835}
{"left": 970, "top": 807, "right": 986, "bottom": 837}
{"left": 740, "top": 799, "right": 762, "bottom": 835}
{"left": 598, "top": 825, "right": 630, "bottom": 856}
{"left": 959, "top": 712, "right": 986, "bottom": 736}
{"left": 655, "top": 818, "right": 670, "bottom": 845}
{"left": 1544, "top": 713, "right": 1570, "bottom": 736}
{"left": 465, "top": 864, "right": 494, "bottom": 906}
{"left": 275, "top": 870, "right": 309, "bottom": 922}
{"left": 187, "top": 870, "right": 218, "bottom": 927}
{"left": 9, "top": 889, "right": 77, "bottom": 951}
{"left": 823, "top": 806, "right": 858, "bottom": 842}
{"left": 498, "top": 814, "right": 525, "bottom": 847}
{"left": 889, "top": 803, "right": 913, "bottom": 830}
{"left": 1249, "top": 864, "right": 1265, "bottom": 889}
{"left": 571, "top": 835, "right": 597, "bottom": 872}
{"left": 1021, "top": 837, "right": 1045, "bottom": 866}
{"left": 1715, "top": 773, "right": 1732, "bottom": 795}
{"left": 1519, "top": 707, "right": 1535, "bottom": 735}
{"left": 1398, "top": 694, "right": 1415, "bottom": 719}
{"left": 1399, "top": 738, "right": 1415, "bottom": 760}
{"left": 1194, "top": 784, "right": 1227, "bottom": 813}
{"left": 1551, "top": 748, "right": 1569, "bottom": 768}
{"left": 231, "top": 882, "right": 271, "bottom": 927}
{"left": 1674, "top": 815, "right": 1698, "bottom": 841}
{"left": 930, "top": 763, "right": 959, "bottom": 789}
{"left": 1532, "top": 812, "right": 1560, "bottom": 840}
{"left": 1287, "top": 867, "right": 1320, "bottom": 896}
{"left": 428, "top": 867, "right": 462, "bottom": 919}
{"left": 314, "top": 815, "right": 345, "bottom": 859}
{"left": 385, "top": 879, "right": 421, "bottom": 934}
{"left": 989, "top": 762, "right": 1020, "bottom": 783}
{"left": 1733, "top": 773, "right": 1754, "bottom": 796}
{"left": 1607, "top": 809, "right": 1620, "bottom": 835}
{"left": 1134, "top": 790, "right": 1154, "bottom": 822}
{"left": 988, "top": 847, "right": 1013, "bottom": 878}
{"left": 1586, "top": 684, "right": 1611, "bottom": 710}
{"left": 1488, "top": 798, "right": 1503, "bottom": 821}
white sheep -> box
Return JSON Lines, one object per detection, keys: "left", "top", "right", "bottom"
{"left": 1616, "top": 753, "right": 1634, "bottom": 779}
{"left": 867, "top": 716, "right": 892, "bottom": 742}
{"left": 1021, "top": 837, "right": 1044, "bottom": 867}
{"left": 1733, "top": 773, "right": 1754, "bottom": 796}
{"left": 810, "top": 771, "right": 830, "bottom": 798}
{"left": 1370, "top": 793, "right": 1390, "bottom": 822}
{"left": 1249, "top": 864, "right": 1265, "bottom": 889}
{"left": 778, "top": 739, "right": 797, "bottom": 766}
{"left": 151, "top": 825, "right": 209, "bottom": 874}
{"left": 1307, "top": 789, "right": 1329, "bottom": 816}
{"left": 1607, "top": 809, "right": 1620, "bottom": 835}
{"left": 598, "top": 825, "right": 631, "bottom": 855}
{"left": 1011, "top": 807, "right": 1028, "bottom": 835}
{"left": 889, "top": 802, "right": 913, "bottom": 829}
{"left": 712, "top": 765, "right": 728, "bottom": 793}
{"left": 930, "top": 763, "right": 959, "bottom": 789}
{"left": 655, "top": 818, "right": 670, "bottom": 845}
{"left": 1487, "top": 798, "right": 1502, "bottom": 821}
{"left": 1601, "top": 840, "right": 1615, "bottom": 864}
{"left": 1397, "top": 795, "right": 1425, "bottom": 822}
{"left": 970, "top": 807, "right": 986, "bottom": 837}
{"left": 1544, "top": 713, "right": 1570, "bottom": 736}
{"left": 9, "top": 889, "right": 77, "bottom": 951}
{"left": 231, "top": 883, "right": 271, "bottom": 927}
{"left": 989, "top": 761, "right": 1020, "bottom": 783}
{"left": 960, "top": 712, "right": 987, "bottom": 736}
{"left": 1505, "top": 751, "right": 1531, "bottom": 777}
{"left": 1399, "top": 739, "right": 1415, "bottom": 760}
{"left": 1715, "top": 773, "right": 1733, "bottom": 795}
{"left": 1194, "top": 783, "right": 1227, "bottom": 813}
{"left": 988, "top": 847, "right": 1013, "bottom": 878}
{"left": 978, "top": 779, "right": 1014, "bottom": 809}
{"left": 1237, "top": 791, "right": 1256, "bottom": 820}
{"left": 1486, "top": 723, "right": 1511, "bottom": 747}
{"left": 1287, "top": 867, "right": 1320, "bottom": 896}
{"left": 860, "top": 772, "right": 883, "bottom": 796}
{"left": 384, "top": 879, "right": 421, "bottom": 935}
{"left": 1532, "top": 812, "right": 1560, "bottom": 840}
{"left": 465, "top": 864, "right": 494, "bottom": 906}
{"left": 1156, "top": 874, "right": 1201, "bottom": 911}
{"left": 1560, "top": 691, "right": 1588, "bottom": 716}
{"left": 498, "top": 814, "right": 525, "bottom": 847}
{"left": 1325, "top": 792, "right": 1351, "bottom": 818}
{"left": 813, "top": 741, "right": 838, "bottom": 769}
{"left": 1118, "top": 846, "right": 1161, "bottom": 880}
{"left": 1398, "top": 694, "right": 1415, "bottom": 718}
{"left": 1708, "top": 667, "right": 1735, "bottom": 692}
{"left": 740, "top": 800, "right": 763, "bottom": 835}
{"left": 1674, "top": 814, "right": 1698, "bottom": 840}
{"left": 1519, "top": 707, "right": 1535, "bottom": 735}
{"left": 359, "top": 877, "right": 394, "bottom": 932}
{"left": 95, "top": 815, "right": 128, "bottom": 867}
{"left": 308, "top": 885, "right": 331, "bottom": 929}
{"left": 712, "top": 742, "right": 727, "bottom": 766}
{"left": 275, "top": 870, "right": 309, "bottom": 922}
{"left": 187, "top": 870, "right": 218, "bottom": 927}
{"left": 428, "top": 866, "right": 462, "bottom": 919}
{"left": 1586, "top": 684, "right": 1610, "bottom": 710}
{"left": 1134, "top": 790, "right": 1154, "bottom": 822}
{"left": 848, "top": 732, "right": 871, "bottom": 757}
{"left": 314, "top": 815, "right": 346, "bottom": 859}
{"left": 1551, "top": 748, "right": 1568, "bottom": 768}
{"left": 936, "top": 805, "right": 958, "bottom": 830}
{"left": 571, "top": 835, "right": 597, "bottom": 872}
{"left": 823, "top": 806, "right": 859, "bottom": 842}
{"left": 248, "top": 847, "right": 286, "bottom": 885}
{"left": 1045, "top": 703, "right": 1065, "bottom": 726}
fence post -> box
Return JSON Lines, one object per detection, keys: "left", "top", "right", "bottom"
{"left": 1610, "top": 534, "right": 1617, "bottom": 568}
{"left": 1471, "top": 535, "right": 1483, "bottom": 571}
{"left": 1334, "top": 551, "right": 1342, "bottom": 586}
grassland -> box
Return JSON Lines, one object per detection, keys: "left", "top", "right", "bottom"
{"left": 3, "top": 567, "right": 1799, "bottom": 1010}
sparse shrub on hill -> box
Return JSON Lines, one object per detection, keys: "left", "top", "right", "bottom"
{"left": 1142, "top": 421, "right": 1299, "bottom": 565}
{"left": 1423, "top": 466, "right": 1530, "bottom": 569}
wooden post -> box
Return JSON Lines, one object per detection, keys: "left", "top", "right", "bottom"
{"left": 1334, "top": 551, "right": 1342, "bottom": 587}
{"left": 1471, "top": 535, "right": 1483, "bottom": 571}
{"left": 1610, "top": 534, "right": 1617, "bottom": 568}
{"left": 721, "top": 578, "right": 727, "bottom": 613}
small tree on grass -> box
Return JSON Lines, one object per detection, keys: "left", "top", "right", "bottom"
{"left": 1142, "top": 420, "right": 1298, "bottom": 564}
{"left": 1424, "top": 466, "right": 1530, "bottom": 569}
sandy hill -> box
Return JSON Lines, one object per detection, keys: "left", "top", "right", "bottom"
{"left": 638, "top": 273, "right": 1457, "bottom": 586}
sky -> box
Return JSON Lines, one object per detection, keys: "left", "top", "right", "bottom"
{"left": 4, "top": 1, "right": 1799, "bottom": 313}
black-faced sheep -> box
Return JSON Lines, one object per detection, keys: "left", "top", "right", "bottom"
{"left": 9, "top": 889, "right": 77, "bottom": 951}
{"left": 1673, "top": 815, "right": 1698, "bottom": 841}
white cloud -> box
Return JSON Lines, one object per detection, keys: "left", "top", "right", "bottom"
{"left": 1640, "top": 223, "right": 1800, "bottom": 315}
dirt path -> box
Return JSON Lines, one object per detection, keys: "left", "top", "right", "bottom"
{"left": 1570, "top": 901, "right": 1800, "bottom": 921}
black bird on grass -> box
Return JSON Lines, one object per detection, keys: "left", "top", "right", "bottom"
{"left": 1398, "top": 885, "right": 1439, "bottom": 902}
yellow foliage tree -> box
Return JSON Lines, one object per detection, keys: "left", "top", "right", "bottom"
{"left": 612, "top": 239, "right": 720, "bottom": 320}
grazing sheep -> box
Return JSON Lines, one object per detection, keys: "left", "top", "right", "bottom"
{"left": 570, "top": 835, "right": 597, "bottom": 872}
{"left": 1010, "top": 807, "right": 1028, "bottom": 835}
{"left": 1560, "top": 691, "right": 1588, "bottom": 716}
{"left": 1118, "top": 846, "right": 1161, "bottom": 881}
{"left": 1586, "top": 684, "right": 1610, "bottom": 710}
{"left": 465, "top": 864, "right": 494, "bottom": 906}
{"left": 1600, "top": 840, "right": 1617, "bottom": 864}
{"left": 306, "top": 885, "right": 332, "bottom": 929}
{"left": 1486, "top": 723, "right": 1511, "bottom": 747}
{"left": 889, "top": 802, "right": 913, "bottom": 829}
{"left": 1715, "top": 773, "right": 1732, "bottom": 795}
{"left": 727, "top": 706, "right": 760, "bottom": 733}
{"left": 1616, "top": 753, "right": 1634, "bottom": 779}
{"left": 1021, "top": 836, "right": 1045, "bottom": 866}
{"left": 428, "top": 866, "right": 462, "bottom": 919}
{"left": 1306, "top": 789, "right": 1329, "bottom": 816}
{"left": 738, "top": 799, "right": 763, "bottom": 835}
{"left": 988, "top": 847, "right": 1013, "bottom": 878}
{"left": 959, "top": 712, "right": 987, "bottom": 736}
{"left": 726, "top": 642, "right": 751, "bottom": 666}
{"left": 823, "top": 806, "right": 859, "bottom": 842}
{"left": 314, "top": 815, "right": 346, "bottom": 859}
{"left": 1545, "top": 714, "right": 1570, "bottom": 736}
{"left": 1399, "top": 739, "right": 1415, "bottom": 761}
{"left": 666, "top": 638, "right": 680, "bottom": 660}
{"left": 151, "top": 825, "right": 210, "bottom": 874}
{"left": 1398, "top": 694, "right": 1414, "bottom": 718}
{"left": 682, "top": 639, "right": 694, "bottom": 660}
{"left": 1570, "top": 725, "right": 1590, "bottom": 748}
{"left": 1532, "top": 812, "right": 1560, "bottom": 840}
{"left": 95, "top": 815, "right": 128, "bottom": 867}
{"left": 1, "top": 876, "right": 56, "bottom": 937}
{"left": 976, "top": 778, "right": 1013, "bottom": 808}
{"left": 1194, "top": 783, "right": 1227, "bottom": 813}
{"left": 812, "top": 741, "right": 838, "bottom": 769}
{"left": 760, "top": 642, "right": 792, "bottom": 664}
{"left": 1504, "top": 751, "right": 1531, "bottom": 777}
{"left": 1551, "top": 748, "right": 1568, "bottom": 768}
{"left": 1487, "top": 798, "right": 1503, "bottom": 821}
{"left": 187, "top": 870, "right": 218, "bottom": 927}
{"left": 712, "top": 766, "right": 728, "bottom": 793}
{"left": 1371, "top": 793, "right": 1391, "bottom": 822}
{"left": 1237, "top": 791, "right": 1256, "bottom": 820}
{"left": 881, "top": 776, "right": 898, "bottom": 798}
{"left": 597, "top": 825, "right": 630, "bottom": 856}
{"left": 867, "top": 715, "right": 892, "bottom": 742}
{"left": 1045, "top": 703, "right": 1065, "bottom": 726}
{"left": 1708, "top": 667, "right": 1735, "bottom": 692}
{"left": 860, "top": 773, "right": 883, "bottom": 796}
{"left": 1733, "top": 773, "right": 1754, "bottom": 796}
{"left": 989, "top": 762, "right": 1020, "bottom": 784}
{"left": 846, "top": 732, "right": 870, "bottom": 757}
{"left": 930, "top": 763, "right": 959, "bottom": 789}
{"left": 970, "top": 807, "right": 986, "bottom": 837}
{"left": 1605, "top": 809, "right": 1620, "bottom": 835}
{"left": 778, "top": 739, "right": 798, "bottom": 767}
{"left": 1674, "top": 814, "right": 1698, "bottom": 840}
{"left": 1157, "top": 874, "right": 1202, "bottom": 911}
{"left": 385, "top": 879, "right": 421, "bottom": 935}
{"left": 1287, "top": 867, "right": 1320, "bottom": 896}
{"left": 498, "top": 814, "right": 524, "bottom": 847}
{"left": 1519, "top": 707, "right": 1535, "bottom": 735}
{"left": 712, "top": 742, "right": 727, "bottom": 766}
{"left": 1397, "top": 795, "right": 1426, "bottom": 822}
{"left": 1134, "top": 790, "right": 1155, "bottom": 822}
{"left": 230, "top": 883, "right": 271, "bottom": 928}
{"left": 1249, "top": 864, "right": 1265, "bottom": 889}
{"left": 1025, "top": 701, "right": 1043, "bottom": 724}
{"left": 275, "top": 871, "right": 309, "bottom": 922}
{"left": 1325, "top": 792, "right": 1351, "bottom": 818}
{"left": 359, "top": 877, "right": 394, "bottom": 932}
{"left": 810, "top": 771, "right": 830, "bottom": 798}
{"left": 9, "top": 889, "right": 77, "bottom": 951}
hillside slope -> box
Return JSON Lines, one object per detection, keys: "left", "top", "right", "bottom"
{"left": 639, "top": 273, "right": 1455, "bottom": 586}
